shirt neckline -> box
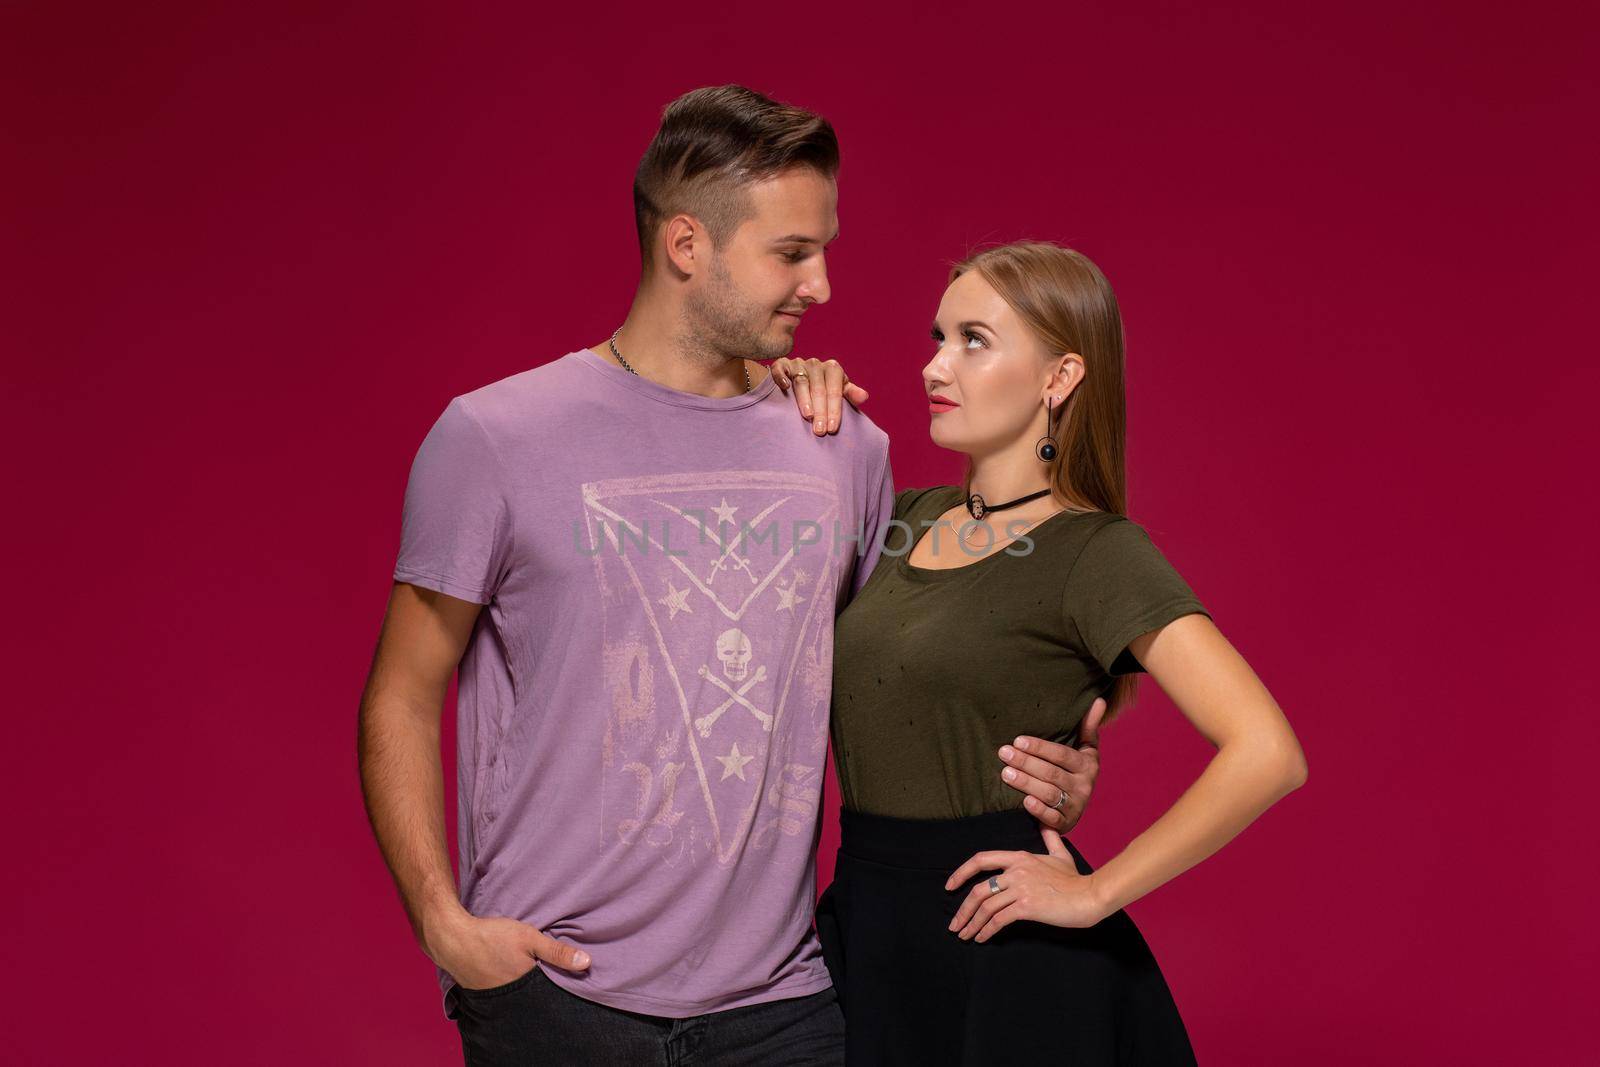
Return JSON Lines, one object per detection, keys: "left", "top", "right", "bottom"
{"left": 571, "top": 347, "right": 777, "bottom": 411}
{"left": 894, "top": 486, "right": 1097, "bottom": 583}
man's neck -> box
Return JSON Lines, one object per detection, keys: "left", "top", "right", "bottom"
{"left": 595, "top": 307, "right": 764, "bottom": 399}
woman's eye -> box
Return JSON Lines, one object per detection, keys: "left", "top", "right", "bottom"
{"left": 930, "top": 330, "right": 985, "bottom": 350}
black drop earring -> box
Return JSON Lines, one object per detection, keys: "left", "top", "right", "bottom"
{"left": 1035, "top": 395, "right": 1060, "bottom": 462}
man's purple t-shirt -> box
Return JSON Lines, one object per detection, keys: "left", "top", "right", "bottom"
{"left": 393, "top": 348, "right": 894, "bottom": 1020}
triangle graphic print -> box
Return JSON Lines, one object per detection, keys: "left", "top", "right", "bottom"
{"left": 584, "top": 470, "right": 842, "bottom": 868}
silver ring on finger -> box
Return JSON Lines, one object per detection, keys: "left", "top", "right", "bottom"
{"left": 987, "top": 876, "right": 1002, "bottom": 894}
{"left": 1051, "top": 788, "right": 1069, "bottom": 812}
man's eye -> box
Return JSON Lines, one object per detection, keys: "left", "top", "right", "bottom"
{"left": 782, "top": 251, "right": 805, "bottom": 263}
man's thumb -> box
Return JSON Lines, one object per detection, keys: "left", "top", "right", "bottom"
{"left": 1079, "top": 697, "right": 1108, "bottom": 750}
{"left": 530, "top": 929, "right": 590, "bottom": 972}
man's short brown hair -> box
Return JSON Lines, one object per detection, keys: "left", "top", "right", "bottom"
{"left": 633, "top": 85, "right": 839, "bottom": 269}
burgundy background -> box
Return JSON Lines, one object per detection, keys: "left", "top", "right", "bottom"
{"left": 5, "top": 2, "right": 1594, "bottom": 1063}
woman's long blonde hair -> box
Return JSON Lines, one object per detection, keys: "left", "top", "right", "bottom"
{"left": 948, "top": 240, "right": 1142, "bottom": 722}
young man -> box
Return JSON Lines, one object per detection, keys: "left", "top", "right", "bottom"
{"left": 358, "top": 84, "right": 1102, "bottom": 1065}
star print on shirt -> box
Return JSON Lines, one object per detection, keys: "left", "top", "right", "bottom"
{"left": 717, "top": 742, "right": 755, "bottom": 781}
{"left": 658, "top": 578, "right": 694, "bottom": 620}
{"left": 775, "top": 578, "right": 807, "bottom": 613}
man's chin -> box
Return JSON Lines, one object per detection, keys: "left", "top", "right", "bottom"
{"left": 755, "top": 333, "right": 797, "bottom": 361}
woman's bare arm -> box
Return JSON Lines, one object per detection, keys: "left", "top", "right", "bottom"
{"left": 945, "top": 613, "right": 1307, "bottom": 937}
{"left": 1085, "top": 613, "right": 1307, "bottom": 915}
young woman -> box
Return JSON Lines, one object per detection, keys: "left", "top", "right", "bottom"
{"left": 770, "top": 240, "right": 1309, "bottom": 1064}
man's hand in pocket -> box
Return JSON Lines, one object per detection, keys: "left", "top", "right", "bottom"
{"left": 426, "top": 911, "right": 590, "bottom": 990}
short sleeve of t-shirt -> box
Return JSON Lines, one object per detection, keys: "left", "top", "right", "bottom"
{"left": 847, "top": 448, "right": 895, "bottom": 603}
{"left": 393, "top": 396, "right": 513, "bottom": 605}
{"left": 1062, "top": 517, "right": 1211, "bottom": 676}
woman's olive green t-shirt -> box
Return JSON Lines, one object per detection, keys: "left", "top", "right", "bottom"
{"left": 830, "top": 485, "right": 1211, "bottom": 819}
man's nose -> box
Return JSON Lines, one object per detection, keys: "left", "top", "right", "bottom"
{"left": 798, "top": 258, "right": 831, "bottom": 305}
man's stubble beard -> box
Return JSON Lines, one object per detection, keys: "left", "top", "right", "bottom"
{"left": 680, "top": 251, "right": 795, "bottom": 365}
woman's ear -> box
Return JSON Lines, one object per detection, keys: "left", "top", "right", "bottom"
{"left": 1050, "top": 352, "right": 1086, "bottom": 400}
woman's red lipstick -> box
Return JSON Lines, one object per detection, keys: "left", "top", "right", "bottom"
{"left": 929, "top": 395, "right": 959, "bottom": 413}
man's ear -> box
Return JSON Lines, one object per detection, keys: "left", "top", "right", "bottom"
{"left": 664, "top": 214, "right": 705, "bottom": 278}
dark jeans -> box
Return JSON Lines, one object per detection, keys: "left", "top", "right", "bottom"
{"left": 451, "top": 963, "right": 845, "bottom": 1066}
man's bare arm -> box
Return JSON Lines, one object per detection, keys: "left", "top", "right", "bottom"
{"left": 358, "top": 582, "right": 481, "bottom": 950}
{"left": 357, "top": 581, "right": 589, "bottom": 989}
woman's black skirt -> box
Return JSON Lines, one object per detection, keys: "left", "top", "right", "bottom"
{"left": 815, "top": 805, "right": 1197, "bottom": 1065}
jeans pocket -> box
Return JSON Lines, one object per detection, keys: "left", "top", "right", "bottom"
{"left": 453, "top": 962, "right": 548, "bottom": 1066}
{"left": 455, "top": 960, "right": 543, "bottom": 1000}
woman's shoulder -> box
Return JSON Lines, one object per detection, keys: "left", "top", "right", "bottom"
{"left": 892, "top": 484, "right": 965, "bottom": 523}
{"left": 1065, "top": 511, "right": 1202, "bottom": 596}
{"left": 1075, "top": 511, "right": 1169, "bottom": 551}
{"left": 1058, "top": 511, "right": 1164, "bottom": 567}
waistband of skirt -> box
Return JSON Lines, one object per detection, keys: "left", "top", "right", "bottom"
{"left": 836, "top": 805, "right": 1047, "bottom": 869}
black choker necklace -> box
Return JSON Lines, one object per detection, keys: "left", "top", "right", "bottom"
{"left": 966, "top": 487, "right": 1052, "bottom": 521}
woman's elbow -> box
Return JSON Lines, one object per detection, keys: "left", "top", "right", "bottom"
{"left": 1283, "top": 746, "right": 1308, "bottom": 791}
{"left": 1272, "top": 727, "right": 1309, "bottom": 793}
{"left": 1233, "top": 729, "right": 1307, "bottom": 794}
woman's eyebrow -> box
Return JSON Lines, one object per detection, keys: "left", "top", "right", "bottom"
{"left": 932, "top": 320, "right": 995, "bottom": 333}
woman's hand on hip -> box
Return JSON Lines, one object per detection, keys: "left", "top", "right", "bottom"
{"left": 943, "top": 830, "right": 1111, "bottom": 941}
